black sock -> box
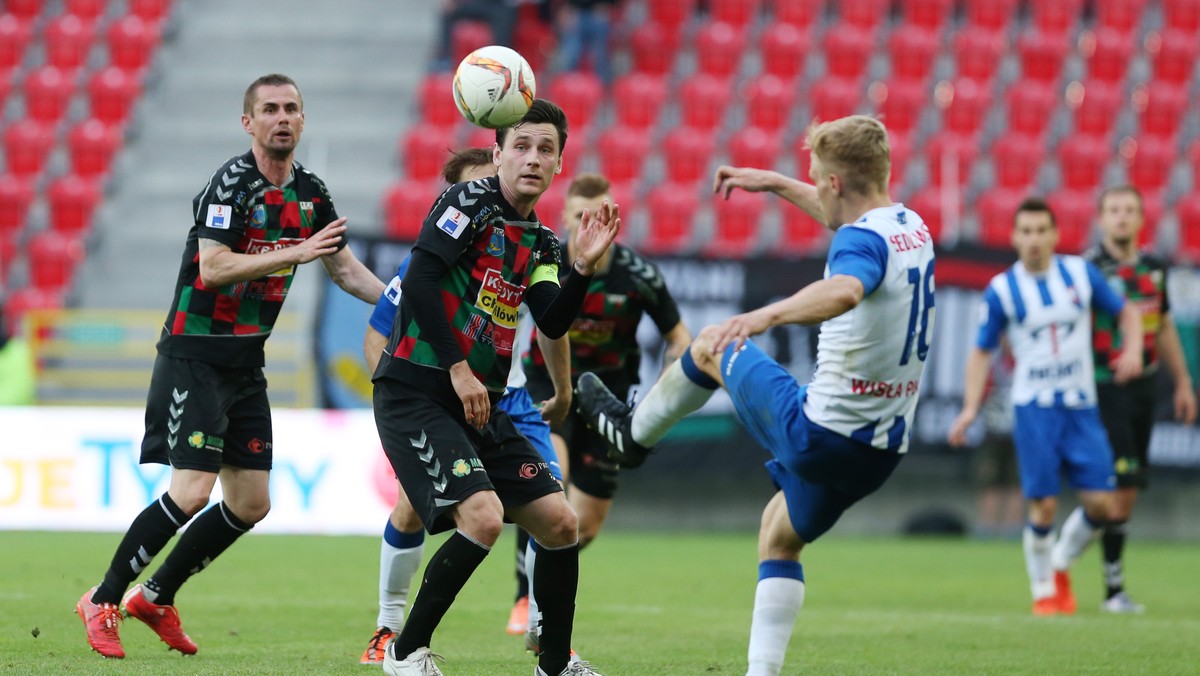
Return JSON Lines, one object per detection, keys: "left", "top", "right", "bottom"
{"left": 392, "top": 531, "right": 490, "bottom": 659}
{"left": 1102, "top": 520, "right": 1128, "bottom": 598}
{"left": 143, "top": 501, "right": 252, "bottom": 606}
{"left": 515, "top": 528, "right": 531, "bottom": 600}
{"left": 93, "top": 493, "right": 189, "bottom": 605}
{"left": 534, "top": 541, "right": 579, "bottom": 676}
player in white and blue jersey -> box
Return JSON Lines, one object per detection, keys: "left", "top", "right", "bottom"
{"left": 576, "top": 116, "right": 934, "bottom": 676}
{"left": 948, "top": 197, "right": 1143, "bottom": 616}
{"left": 359, "top": 149, "right": 573, "bottom": 664}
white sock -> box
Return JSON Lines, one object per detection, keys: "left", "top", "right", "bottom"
{"left": 631, "top": 359, "right": 717, "bottom": 446}
{"left": 1050, "top": 506, "right": 1101, "bottom": 571}
{"left": 1023, "top": 524, "right": 1054, "bottom": 600}
{"left": 525, "top": 538, "right": 539, "bottom": 636}
{"left": 377, "top": 537, "right": 424, "bottom": 631}
{"left": 746, "top": 562, "right": 804, "bottom": 676}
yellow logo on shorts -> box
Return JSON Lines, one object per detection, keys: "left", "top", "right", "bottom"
{"left": 451, "top": 459, "right": 471, "bottom": 477}
{"left": 188, "top": 431, "right": 206, "bottom": 448}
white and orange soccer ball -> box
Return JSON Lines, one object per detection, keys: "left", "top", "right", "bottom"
{"left": 452, "top": 45, "right": 537, "bottom": 129}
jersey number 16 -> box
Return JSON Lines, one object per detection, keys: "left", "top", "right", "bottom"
{"left": 900, "top": 262, "right": 935, "bottom": 366}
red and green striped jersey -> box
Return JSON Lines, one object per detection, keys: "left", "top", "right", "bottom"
{"left": 382, "top": 175, "right": 561, "bottom": 392}
{"left": 525, "top": 243, "right": 681, "bottom": 382}
{"left": 1083, "top": 244, "right": 1171, "bottom": 383}
{"left": 157, "top": 151, "right": 342, "bottom": 368}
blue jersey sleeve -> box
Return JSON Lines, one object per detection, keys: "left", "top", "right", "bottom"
{"left": 1086, "top": 260, "right": 1125, "bottom": 316}
{"left": 975, "top": 286, "right": 1008, "bottom": 350}
{"left": 827, "top": 226, "right": 888, "bottom": 295}
{"left": 367, "top": 257, "right": 411, "bottom": 335}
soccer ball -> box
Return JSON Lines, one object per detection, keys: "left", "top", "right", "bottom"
{"left": 452, "top": 45, "right": 537, "bottom": 129}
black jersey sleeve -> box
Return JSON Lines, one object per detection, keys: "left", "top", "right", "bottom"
{"left": 411, "top": 179, "right": 496, "bottom": 267}
{"left": 1147, "top": 253, "right": 1171, "bottom": 315}
{"left": 301, "top": 166, "right": 346, "bottom": 251}
{"left": 627, "top": 248, "right": 683, "bottom": 333}
{"left": 402, "top": 248, "right": 467, "bottom": 367}
{"left": 192, "top": 155, "right": 254, "bottom": 248}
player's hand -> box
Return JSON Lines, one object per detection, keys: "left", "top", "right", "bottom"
{"left": 1112, "top": 348, "right": 1143, "bottom": 384}
{"left": 294, "top": 218, "right": 347, "bottom": 264}
{"left": 947, "top": 410, "right": 976, "bottom": 447}
{"left": 1174, "top": 384, "right": 1198, "bottom": 425}
{"left": 713, "top": 166, "right": 781, "bottom": 199}
{"left": 538, "top": 390, "right": 571, "bottom": 427}
{"left": 450, "top": 361, "right": 489, "bottom": 429}
{"left": 572, "top": 201, "right": 620, "bottom": 275}
{"left": 709, "top": 309, "right": 771, "bottom": 355}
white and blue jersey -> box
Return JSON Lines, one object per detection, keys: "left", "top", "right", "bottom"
{"left": 369, "top": 256, "right": 560, "bottom": 479}
{"left": 803, "top": 204, "right": 936, "bottom": 454}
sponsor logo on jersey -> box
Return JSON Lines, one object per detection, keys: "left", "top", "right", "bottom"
{"left": 486, "top": 228, "right": 505, "bottom": 256}
{"left": 476, "top": 268, "right": 522, "bottom": 329}
{"left": 451, "top": 459, "right": 471, "bottom": 477}
{"left": 206, "top": 204, "right": 231, "bottom": 229}
{"left": 187, "top": 431, "right": 205, "bottom": 448}
{"left": 250, "top": 204, "right": 267, "bottom": 227}
{"left": 436, "top": 206, "right": 471, "bottom": 239}
{"left": 246, "top": 237, "right": 306, "bottom": 276}
{"left": 569, "top": 318, "right": 615, "bottom": 345}
{"left": 383, "top": 275, "right": 403, "bottom": 306}
{"left": 518, "top": 463, "right": 542, "bottom": 479}
{"left": 248, "top": 437, "right": 270, "bottom": 454}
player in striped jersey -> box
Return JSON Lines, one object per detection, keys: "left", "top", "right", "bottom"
{"left": 949, "top": 197, "right": 1144, "bottom": 616}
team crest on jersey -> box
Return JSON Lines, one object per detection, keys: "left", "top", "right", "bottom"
{"left": 436, "top": 206, "right": 471, "bottom": 239}
{"left": 250, "top": 204, "right": 267, "bottom": 227}
{"left": 206, "top": 204, "right": 231, "bottom": 230}
{"left": 300, "top": 201, "right": 314, "bottom": 222}
{"left": 486, "top": 228, "right": 505, "bottom": 256}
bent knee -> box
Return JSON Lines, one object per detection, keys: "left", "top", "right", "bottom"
{"left": 456, "top": 492, "right": 506, "bottom": 544}
{"left": 536, "top": 503, "right": 579, "bottom": 548}
{"left": 229, "top": 498, "right": 270, "bottom": 525}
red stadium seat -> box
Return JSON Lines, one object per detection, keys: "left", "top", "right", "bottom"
{"left": 925, "top": 131, "right": 978, "bottom": 186}
{"left": 839, "top": 0, "right": 889, "bottom": 31}
{"left": 679, "top": 73, "right": 729, "bottom": 130}
{"left": 889, "top": 131, "right": 913, "bottom": 188}
{"left": 743, "top": 74, "right": 795, "bottom": 131}
{"left": 0, "top": 14, "right": 32, "bottom": 69}
{"left": 3, "top": 286, "right": 64, "bottom": 338}
{"left": 0, "top": 174, "right": 34, "bottom": 237}
{"left": 106, "top": 15, "right": 161, "bottom": 72}
{"left": 0, "top": 232, "right": 16, "bottom": 280}
{"left": 906, "top": 186, "right": 949, "bottom": 241}
{"left": 779, "top": 204, "right": 827, "bottom": 254}
{"left": 1190, "top": 139, "right": 1200, "bottom": 188}
{"left": 888, "top": 25, "right": 940, "bottom": 83}
{"left": 544, "top": 71, "right": 603, "bottom": 132}
{"left": 1006, "top": 82, "right": 1058, "bottom": 137}
{"left": 451, "top": 20, "right": 491, "bottom": 64}
{"left": 28, "top": 230, "right": 86, "bottom": 292}
{"left": 3, "top": 119, "right": 55, "bottom": 178}
{"left": 401, "top": 125, "right": 458, "bottom": 181}
{"left": 694, "top": 21, "right": 746, "bottom": 79}
{"left": 793, "top": 133, "right": 814, "bottom": 182}
{"left": 128, "top": 0, "right": 173, "bottom": 24}
{"left": 4, "top": 0, "right": 45, "bottom": 20}
{"left": 628, "top": 22, "right": 678, "bottom": 76}
{"left": 759, "top": 23, "right": 811, "bottom": 80}
{"left": 709, "top": 0, "right": 761, "bottom": 28}
{"left": 87, "top": 65, "right": 142, "bottom": 125}
{"left": 773, "top": 0, "right": 822, "bottom": 29}
{"left": 706, "top": 189, "right": 767, "bottom": 258}
{"left": 823, "top": 23, "right": 873, "bottom": 80}
{"left": 420, "top": 73, "right": 463, "bottom": 127}
{"left": 1176, "top": 194, "right": 1200, "bottom": 261}
{"left": 612, "top": 73, "right": 667, "bottom": 129}
{"left": 48, "top": 174, "right": 102, "bottom": 234}
{"left": 977, "top": 187, "right": 1027, "bottom": 247}
{"left": 1162, "top": 0, "right": 1200, "bottom": 33}
{"left": 1028, "top": 0, "right": 1084, "bottom": 37}
{"left": 728, "top": 126, "right": 781, "bottom": 169}
{"left": 1057, "top": 133, "right": 1110, "bottom": 190}
{"left": 662, "top": 126, "right": 716, "bottom": 183}
{"left": 1071, "top": 81, "right": 1123, "bottom": 137}
{"left": 1096, "top": 0, "right": 1147, "bottom": 34}
{"left": 1124, "top": 136, "right": 1176, "bottom": 191}
{"left": 963, "top": 0, "right": 1018, "bottom": 30}
{"left": 1137, "top": 81, "right": 1188, "bottom": 139}
{"left": 598, "top": 125, "right": 650, "bottom": 183}
{"left": 941, "top": 78, "right": 991, "bottom": 136}
{"left": 647, "top": 0, "right": 697, "bottom": 35}
{"left": 1047, "top": 189, "right": 1095, "bottom": 252}
{"left": 65, "top": 0, "right": 107, "bottom": 20}
{"left": 1139, "top": 189, "right": 1163, "bottom": 247}
{"left": 23, "top": 66, "right": 78, "bottom": 123}
{"left": 900, "top": 0, "right": 956, "bottom": 31}
{"left": 642, "top": 181, "right": 699, "bottom": 254}
{"left": 44, "top": 13, "right": 95, "bottom": 70}
{"left": 1018, "top": 30, "right": 1069, "bottom": 82}
{"left": 383, "top": 180, "right": 440, "bottom": 240}
{"left": 990, "top": 133, "right": 1045, "bottom": 189}
{"left": 1152, "top": 29, "right": 1199, "bottom": 84}
{"left": 511, "top": 4, "right": 555, "bottom": 73}
{"left": 810, "top": 75, "right": 861, "bottom": 123}
{"left": 534, "top": 178, "right": 567, "bottom": 229}
{"left": 953, "top": 25, "right": 1006, "bottom": 84}
{"left": 1085, "top": 27, "right": 1134, "bottom": 83}
{"left": 67, "top": 118, "right": 121, "bottom": 178}
{"left": 876, "top": 78, "right": 926, "bottom": 136}
{"left": 463, "top": 124, "right": 498, "bottom": 151}
{"left": 0, "top": 70, "right": 11, "bottom": 108}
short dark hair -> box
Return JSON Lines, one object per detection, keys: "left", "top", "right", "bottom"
{"left": 1014, "top": 197, "right": 1056, "bottom": 228}
{"left": 244, "top": 74, "right": 301, "bottom": 115}
{"left": 1098, "top": 185, "right": 1144, "bottom": 214}
{"left": 566, "top": 173, "right": 610, "bottom": 200}
{"left": 441, "top": 147, "right": 494, "bottom": 184}
{"left": 495, "top": 99, "right": 568, "bottom": 154}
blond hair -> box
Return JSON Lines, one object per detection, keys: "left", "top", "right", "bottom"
{"left": 566, "top": 173, "right": 611, "bottom": 200}
{"left": 805, "top": 115, "right": 890, "bottom": 196}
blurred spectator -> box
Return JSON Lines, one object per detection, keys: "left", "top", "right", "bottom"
{"left": 555, "top": 0, "right": 618, "bottom": 84}
{"left": 0, "top": 304, "right": 35, "bottom": 405}
{"left": 434, "top": 0, "right": 521, "bottom": 71}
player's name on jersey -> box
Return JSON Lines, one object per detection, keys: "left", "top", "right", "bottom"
{"left": 1028, "top": 359, "right": 1082, "bottom": 381}
{"left": 850, "top": 378, "right": 921, "bottom": 398}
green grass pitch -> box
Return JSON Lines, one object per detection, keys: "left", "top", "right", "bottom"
{"left": 1, "top": 530, "right": 1197, "bottom": 674}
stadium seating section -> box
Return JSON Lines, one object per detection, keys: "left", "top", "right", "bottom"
{"left": 1, "top": 0, "right": 167, "bottom": 328}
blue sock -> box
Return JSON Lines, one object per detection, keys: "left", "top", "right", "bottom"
{"left": 680, "top": 348, "right": 719, "bottom": 390}
{"left": 1028, "top": 522, "right": 1052, "bottom": 537}
{"left": 384, "top": 519, "right": 425, "bottom": 549}
{"left": 758, "top": 559, "right": 804, "bottom": 582}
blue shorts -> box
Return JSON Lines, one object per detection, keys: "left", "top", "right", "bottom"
{"left": 498, "top": 387, "right": 562, "bottom": 481}
{"left": 1012, "top": 403, "right": 1115, "bottom": 498}
{"left": 721, "top": 341, "right": 902, "bottom": 542}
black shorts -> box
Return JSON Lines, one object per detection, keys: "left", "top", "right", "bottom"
{"left": 1097, "top": 376, "right": 1157, "bottom": 489}
{"left": 527, "top": 368, "right": 629, "bottom": 500}
{"left": 141, "top": 354, "right": 273, "bottom": 472}
{"left": 374, "top": 377, "right": 563, "bottom": 535}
